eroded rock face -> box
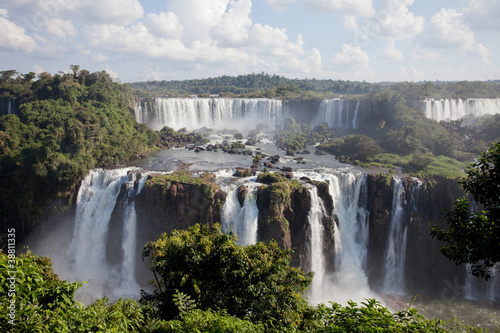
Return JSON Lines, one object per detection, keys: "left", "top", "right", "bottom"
{"left": 364, "top": 174, "right": 466, "bottom": 294}
{"left": 255, "top": 173, "right": 335, "bottom": 270}
{"left": 135, "top": 171, "right": 226, "bottom": 248}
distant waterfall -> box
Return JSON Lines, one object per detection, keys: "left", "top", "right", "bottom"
{"left": 0, "top": 97, "right": 15, "bottom": 115}
{"left": 134, "top": 98, "right": 287, "bottom": 131}
{"left": 307, "top": 185, "right": 327, "bottom": 304}
{"left": 68, "top": 168, "right": 147, "bottom": 302}
{"left": 313, "top": 99, "right": 361, "bottom": 129}
{"left": 421, "top": 98, "right": 500, "bottom": 122}
{"left": 352, "top": 100, "right": 360, "bottom": 129}
{"left": 383, "top": 178, "right": 407, "bottom": 295}
{"left": 221, "top": 183, "right": 259, "bottom": 246}
{"left": 326, "top": 172, "right": 375, "bottom": 304}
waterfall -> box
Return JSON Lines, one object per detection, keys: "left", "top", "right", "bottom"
{"left": 221, "top": 183, "right": 259, "bottom": 246}
{"left": 421, "top": 98, "right": 500, "bottom": 122}
{"left": 67, "top": 168, "right": 146, "bottom": 302}
{"left": 134, "top": 98, "right": 286, "bottom": 131}
{"left": 307, "top": 185, "right": 327, "bottom": 304}
{"left": 465, "top": 265, "right": 500, "bottom": 302}
{"left": 325, "top": 172, "right": 375, "bottom": 304}
{"left": 352, "top": 100, "right": 360, "bottom": 129}
{"left": 383, "top": 178, "right": 407, "bottom": 295}
{"left": 313, "top": 99, "right": 360, "bottom": 129}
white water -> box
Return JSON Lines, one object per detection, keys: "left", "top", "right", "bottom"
{"left": 422, "top": 98, "right": 500, "bottom": 122}
{"left": 67, "top": 168, "right": 146, "bottom": 302}
{"left": 307, "top": 185, "right": 327, "bottom": 304}
{"left": 221, "top": 182, "right": 260, "bottom": 246}
{"left": 325, "top": 172, "right": 376, "bottom": 304}
{"left": 134, "top": 98, "right": 287, "bottom": 131}
{"left": 352, "top": 100, "right": 360, "bottom": 129}
{"left": 383, "top": 178, "right": 407, "bottom": 295}
{"left": 313, "top": 99, "right": 360, "bottom": 129}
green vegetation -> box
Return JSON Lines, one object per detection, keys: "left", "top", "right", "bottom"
{"left": 431, "top": 142, "right": 500, "bottom": 280}
{"left": 130, "top": 73, "right": 500, "bottom": 100}
{"left": 1, "top": 228, "right": 480, "bottom": 332}
{"left": 0, "top": 68, "right": 160, "bottom": 240}
{"left": 275, "top": 118, "right": 332, "bottom": 151}
{"left": 141, "top": 224, "right": 313, "bottom": 327}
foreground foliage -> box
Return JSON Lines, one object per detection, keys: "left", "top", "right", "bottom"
{"left": 141, "top": 223, "right": 313, "bottom": 328}
{"left": 0, "top": 237, "right": 480, "bottom": 332}
{"left": 431, "top": 142, "right": 500, "bottom": 279}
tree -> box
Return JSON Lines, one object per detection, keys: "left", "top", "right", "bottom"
{"left": 431, "top": 142, "right": 500, "bottom": 280}
{"left": 141, "top": 224, "right": 313, "bottom": 327}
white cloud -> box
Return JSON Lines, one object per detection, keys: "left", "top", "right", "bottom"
{"left": 44, "top": 18, "right": 77, "bottom": 38}
{"left": 264, "top": 0, "right": 296, "bottom": 11}
{"left": 304, "top": 0, "right": 375, "bottom": 17}
{"left": 343, "top": 15, "right": 358, "bottom": 31}
{"left": 167, "top": 0, "right": 229, "bottom": 42}
{"left": 90, "top": 53, "right": 109, "bottom": 63}
{"left": 377, "top": 0, "right": 424, "bottom": 39}
{"left": 0, "top": 9, "right": 36, "bottom": 52}
{"left": 421, "top": 9, "right": 475, "bottom": 49}
{"left": 104, "top": 66, "right": 119, "bottom": 81}
{"left": 378, "top": 40, "right": 403, "bottom": 61}
{"left": 81, "top": 0, "right": 144, "bottom": 26}
{"left": 248, "top": 24, "right": 304, "bottom": 57}
{"left": 412, "top": 49, "right": 441, "bottom": 61}
{"left": 33, "top": 65, "right": 44, "bottom": 74}
{"left": 332, "top": 43, "right": 369, "bottom": 69}
{"left": 144, "top": 12, "right": 184, "bottom": 40}
{"left": 467, "top": 42, "right": 490, "bottom": 63}
{"left": 211, "top": 0, "right": 252, "bottom": 46}
{"left": 464, "top": 0, "right": 500, "bottom": 31}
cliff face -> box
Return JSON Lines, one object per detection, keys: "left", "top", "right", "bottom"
{"left": 135, "top": 171, "right": 226, "bottom": 251}
{"left": 364, "top": 174, "right": 465, "bottom": 294}
{"left": 255, "top": 173, "right": 334, "bottom": 271}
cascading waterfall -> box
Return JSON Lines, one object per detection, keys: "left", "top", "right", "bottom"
{"left": 421, "top": 98, "right": 500, "bottom": 122}
{"left": 134, "top": 98, "right": 286, "bottom": 131}
{"left": 325, "top": 172, "right": 375, "bottom": 304}
{"left": 383, "top": 178, "right": 407, "bottom": 295}
{"left": 313, "top": 99, "right": 360, "bottom": 129}
{"left": 67, "top": 168, "right": 147, "bottom": 301}
{"left": 307, "top": 185, "right": 327, "bottom": 304}
{"left": 352, "top": 100, "right": 360, "bottom": 129}
{"left": 221, "top": 182, "right": 260, "bottom": 246}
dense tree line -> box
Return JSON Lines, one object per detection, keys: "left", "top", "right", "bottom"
{"left": 130, "top": 73, "right": 500, "bottom": 100}
{"left": 0, "top": 67, "right": 160, "bottom": 240}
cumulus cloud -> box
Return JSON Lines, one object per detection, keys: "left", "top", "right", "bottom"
{"left": 343, "top": 15, "right": 358, "bottom": 31}
{"left": 211, "top": 0, "right": 252, "bottom": 46}
{"left": 378, "top": 40, "right": 403, "bottom": 61}
{"left": 44, "top": 18, "right": 77, "bottom": 38}
{"left": 0, "top": 9, "right": 36, "bottom": 52}
{"left": 332, "top": 43, "right": 369, "bottom": 69}
{"left": 304, "top": 0, "right": 375, "bottom": 17}
{"left": 464, "top": 0, "right": 500, "bottom": 31}
{"left": 421, "top": 9, "right": 475, "bottom": 49}
{"left": 167, "top": 0, "right": 229, "bottom": 42}
{"left": 467, "top": 42, "right": 490, "bottom": 62}
{"left": 248, "top": 24, "right": 304, "bottom": 57}
{"left": 264, "top": 0, "right": 296, "bottom": 11}
{"left": 144, "top": 12, "right": 184, "bottom": 40}
{"left": 377, "top": 0, "right": 424, "bottom": 39}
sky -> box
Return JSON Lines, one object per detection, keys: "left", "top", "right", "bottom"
{"left": 0, "top": 0, "right": 499, "bottom": 83}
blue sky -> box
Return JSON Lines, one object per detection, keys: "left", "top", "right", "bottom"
{"left": 1, "top": 0, "right": 499, "bottom": 82}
